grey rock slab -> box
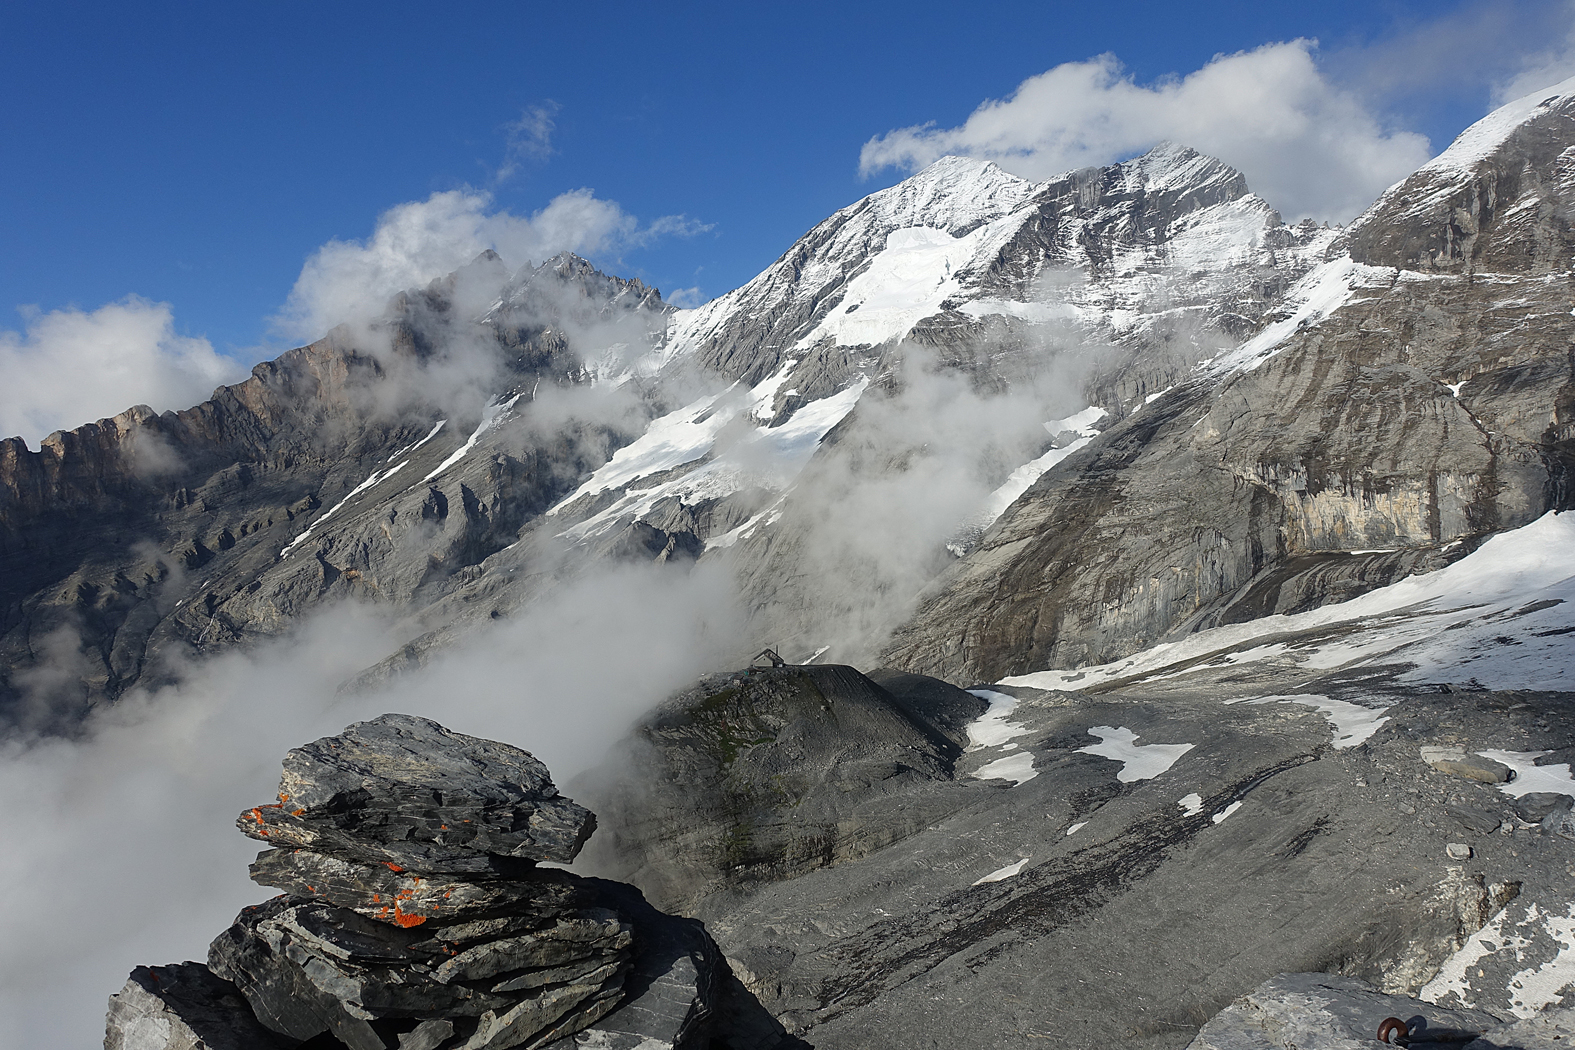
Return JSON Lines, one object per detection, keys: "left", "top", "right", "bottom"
{"left": 863, "top": 667, "right": 990, "bottom": 748}
{"left": 1514, "top": 794, "right": 1572, "bottom": 823}
{"left": 1423, "top": 749, "right": 1516, "bottom": 785}
{"left": 208, "top": 898, "right": 392, "bottom": 1050}
{"left": 399, "top": 1019, "right": 457, "bottom": 1050}
{"left": 626, "top": 678, "right": 1575, "bottom": 1049}
{"left": 541, "top": 878, "right": 734, "bottom": 1050}
{"left": 1187, "top": 973, "right": 1501, "bottom": 1050}
{"left": 433, "top": 912, "right": 633, "bottom": 983}
{"left": 461, "top": 976, "right": 627, "bottom": 1050}
{"left": 210, "top": 891, "right": 637, "bottom": 1050}
{"left": 105, "top": 962, "right": 286, "bottom": 1050}
{"left": 241, "top": 713, "right": 594, "bottom": 868}
{"left": 577, "top": 663, "right": 990, "bottom": 914}
{"left": 1447, "top": 804, "right": 1503, "bottom": 835}
{"left": 249, "top": 846, "right": 580, "bottom": 924}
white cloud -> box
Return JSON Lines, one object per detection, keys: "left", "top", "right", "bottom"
{"left": 1493, "top": 4, "right": 1575, "bottom": 103}
{"left": 0, "top": 297, "right": 246, "bottom": 449}
{"left": 665, "top": 285, "right": 705, "bottom": 309}
{"left": 859, "top": 40, "right": 1432, "bottom": 223}
{"left": 276, "top": 188, "right": 708, "bottom": 343}
{"left": 1319, "top": 1, "right": 1575, "bottom": 111}
{"left": 498, "top": 101, "right": 561, "bottom": 180}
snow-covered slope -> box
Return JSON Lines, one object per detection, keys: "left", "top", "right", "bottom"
{"left": 537, "top": 143, "right": 1339, "bottom": 572}
{"left": 1001, "top": 510, "right": 1575, "bottom": 693}
{"left": 1344, "top": 75, "right": 1575, "bottom": 274}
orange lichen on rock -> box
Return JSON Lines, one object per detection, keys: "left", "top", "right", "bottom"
{"left": 391, "top": 903, "right": 427, "bottom": 927}
{"left": 385, "top": 862, "right": 404, "bottom": 873}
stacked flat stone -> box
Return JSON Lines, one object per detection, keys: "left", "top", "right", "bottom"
{"left": 207, "top": 714, "right": 636, "bottom": 1050}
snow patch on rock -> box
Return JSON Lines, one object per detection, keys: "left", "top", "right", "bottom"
{"left": 1076, "top": 726, "right": 1194, "bottom": 783}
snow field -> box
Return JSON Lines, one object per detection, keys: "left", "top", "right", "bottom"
{"left": 1224, "top": 694, "right": 1391, "bottom": 749}
{"left": 1075, "top": 726, "right": 1194, "bottom": 783}
{"left": 1477, "top": 751, "right": 1575, "bottom": 800}
{"left": 1423, "top": 901, "right": 1575, "bottom": 1018}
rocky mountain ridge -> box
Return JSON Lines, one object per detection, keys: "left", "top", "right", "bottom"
{"left": 0, "top": 131, "right": 1344, "bottom": 726}
{"left": 883, "top": 82, "right": 1575, "bottom": 682}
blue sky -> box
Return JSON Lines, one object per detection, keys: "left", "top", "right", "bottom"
{"left": 2, "top": 0, "right": 1573, "bottom": 439}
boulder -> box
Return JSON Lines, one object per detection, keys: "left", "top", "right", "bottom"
{"left": 1421, "top": 748, "right": 1514, "bottom": 784}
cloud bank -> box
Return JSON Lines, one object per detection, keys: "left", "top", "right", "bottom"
{"left": 0, "top": 298, "right": 247, "bottom": 450}
{"left": 859, "top": 40, "right": 1432, "bottom": 223}
{"left": 0, "top": 559, "right": 744, "bottom": 1050}
{"left": 276, "top": 189, "right": 709, "bottom": 343}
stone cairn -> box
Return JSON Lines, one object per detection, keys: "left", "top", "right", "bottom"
{"left": 110, "top": 714, "right": 650, "bottom": 1050}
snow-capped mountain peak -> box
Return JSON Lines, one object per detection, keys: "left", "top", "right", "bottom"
{"left": 850, "top": 154, "right": 1038, "bottom": 235}
{"left": 1419, "top": 72, "right": 1575, "bottom": 176}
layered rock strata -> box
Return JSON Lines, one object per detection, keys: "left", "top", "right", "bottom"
{"left": 213, "top": 714, "right": 633, "bottom": 1050}
{"left": 109, "top": 714, "right": 758, "bottom": 1050}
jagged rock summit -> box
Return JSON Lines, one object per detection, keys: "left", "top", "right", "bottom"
{"left": 109, "top": 715, "right": 790, "bottom": 1050}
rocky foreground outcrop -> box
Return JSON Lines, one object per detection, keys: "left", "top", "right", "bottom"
{"left": 107, "top": 714, "right": 796, "bottom": 1050}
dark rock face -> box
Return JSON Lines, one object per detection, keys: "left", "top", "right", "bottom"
{"left": 872, "top": 91, "right": 1575, "bottom": 686}
{"left": 884, "top": 131, "right": 1575, "bottom": 683}
{"left": 1344, "top": 95, "right": 1575, "bottom": 275}
{"left": 110, "top": 714, "right": 798, "bottom": 1050}
{"left": 579, "top": 664, "right": 994, "bottom": 913}
{"left": 0, "top": 255, "right": 667, "bottom": 728}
